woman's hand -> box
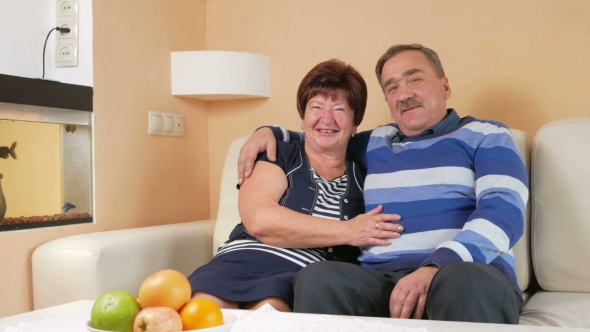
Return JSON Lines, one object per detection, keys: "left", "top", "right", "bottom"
{"left": 343, "top": 205, "right": 404, "bottom": 246}
{"left": 238, "top": 128, "right": 277, "bottom": 185}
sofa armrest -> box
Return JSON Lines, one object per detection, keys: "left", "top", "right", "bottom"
{"left": 32, "top": 220, "right": 215, "bottom": 310}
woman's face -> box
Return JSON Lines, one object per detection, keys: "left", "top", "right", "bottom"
{"left": 301, "top": 93, "right": 358, "bottom": 155}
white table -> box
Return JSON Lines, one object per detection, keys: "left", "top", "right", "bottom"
{"left": 1, "top": 300, "right": 588, "bottom": 332}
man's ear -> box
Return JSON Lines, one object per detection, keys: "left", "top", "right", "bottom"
{"left": 442, "top": 77, "right": 452, "bottom": 100}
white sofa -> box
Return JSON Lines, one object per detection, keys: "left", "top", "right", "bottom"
{"left": 32, "top": 117, "right": 590, "bottom": 327}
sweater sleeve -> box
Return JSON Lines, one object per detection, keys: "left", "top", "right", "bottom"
{"left": 261, "top": 126, "right": 372, "bottom": 168}
{"left": 259, "top": 125, "right": 305, "bottom": 142}
{"left": 421, "top": 124, "right": 529, "bottom": 268}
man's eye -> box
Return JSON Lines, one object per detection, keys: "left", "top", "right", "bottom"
{"left": 411, "top": 78, "right": 421, "bottom": 83}
{"left": 388, "top": 86, "right": 397, "bottom": 93}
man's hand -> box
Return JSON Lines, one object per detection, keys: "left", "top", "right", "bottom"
{"left": 238, "top": 128, "right": 276, "bottom": 185}
{"left": 390, "top": 266, "right": 439, "bottom": 319}
{"left": 343, "top": 205, "right": 404, "bottom": 246}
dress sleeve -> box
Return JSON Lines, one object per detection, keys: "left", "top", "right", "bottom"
{"left": 255, "top": 139, "right": 299, "bottom": 174}
{"left": 421, "top": 124, "right": 529, "bottom": 268}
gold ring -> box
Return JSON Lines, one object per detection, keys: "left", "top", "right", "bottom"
{"left": 375, "top": 222, "right": 379, "bottom": 230}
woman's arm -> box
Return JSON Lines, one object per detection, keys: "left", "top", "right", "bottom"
{"left": 239, "top": 161, "right": 404, "bottom": 248}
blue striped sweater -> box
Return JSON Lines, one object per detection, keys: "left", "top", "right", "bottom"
{"left": 271, "top": 113, "right": 529, "bottom": 294}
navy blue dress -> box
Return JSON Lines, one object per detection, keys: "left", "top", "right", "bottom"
{"left": 187, "top": 141, "right": 365, "bottom": 308}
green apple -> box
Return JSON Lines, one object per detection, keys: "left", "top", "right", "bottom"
{"left": 91, "top": 290, "right": 142, "bottom": 332}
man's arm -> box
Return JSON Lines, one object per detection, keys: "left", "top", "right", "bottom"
{"left": 388, "top": 123, "right": 528, "bottom": 319}
{"left": 422, "top": 124, "right": 528, "bottom": 269}
{"left": 238, "top": 125, "right": 373, "bottom": 184}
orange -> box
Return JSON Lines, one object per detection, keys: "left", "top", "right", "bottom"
{"left": 179, "top": 299, "right": 223, "bottom": 330}
{"left": 138, "top": 269, "right": 191, "bottom": 311}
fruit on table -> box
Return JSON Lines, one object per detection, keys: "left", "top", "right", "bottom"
{"left": 179, "top": 299, "right": 223, "bottom": 330}
{"left": 91, "top": 290, "right": 142, "bottom": 332}
{"left": 138, "top": 269, "right": 192, "bottom": 311}
{"left": 133, "top": 306, "right": 183, "bottom": 332}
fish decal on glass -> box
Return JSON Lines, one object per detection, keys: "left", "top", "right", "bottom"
{"left": 0, "top": 142, "right": 17, "bottom": 160}
{"left": 62, "top": 202, "right": 76, "bottom": 213}
{"left": 0, "top": 173, "right": 6, "bottom": 220}
{"left": 64, "top": 125, "right": 77, "bottom": 133}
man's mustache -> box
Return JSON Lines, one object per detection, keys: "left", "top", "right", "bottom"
{"left": 399, "top": 98, "right": 423, "bottom": 112}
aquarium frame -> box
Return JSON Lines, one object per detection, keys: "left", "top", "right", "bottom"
{"left": 0, "top": 74, "right": 93, "bottom": 232}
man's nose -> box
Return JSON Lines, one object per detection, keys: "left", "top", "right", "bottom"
{"left": 397, "top": 83, "right": 413, "bottom": 101}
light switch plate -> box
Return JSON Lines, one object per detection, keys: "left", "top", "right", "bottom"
{"left": 172, "top": 115, "right": 184, "bottom": 136}
{"left": 149, "top": 111, "right": 163, "bottom": 135}
{"left": 149, "top": 111, "right": 184, "bottom": 137}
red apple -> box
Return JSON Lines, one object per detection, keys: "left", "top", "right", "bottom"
{"left": 133, "top": 306, "right": 183, "bottom": 332}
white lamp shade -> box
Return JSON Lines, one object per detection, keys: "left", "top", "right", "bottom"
{"left": 171, "top": 51, "right": 270, "bottom": 100}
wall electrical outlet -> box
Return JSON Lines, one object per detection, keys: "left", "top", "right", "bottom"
{"left": 58, "top": 45, "right": 75, "bottom": 61}
{"left": 55, "top": 0, "right": 79, "bottom": 67}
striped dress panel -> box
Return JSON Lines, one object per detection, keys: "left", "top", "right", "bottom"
{"left": 213, "top": 239, "right": 325, "bottom": 268}
{"left": 310, "top": 167, "right": 348, "bottom": 220}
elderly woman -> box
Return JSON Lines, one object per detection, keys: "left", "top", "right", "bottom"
{"left": 187, "top": 59, "right": 403, "bottom": 312}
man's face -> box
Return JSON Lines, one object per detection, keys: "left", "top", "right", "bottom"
{"left": 380, "top": 50, "right": 451, "bottom": 137}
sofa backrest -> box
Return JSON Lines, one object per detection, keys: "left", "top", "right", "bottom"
{"left": 510, "top": 129, "right": 533, "bottom": 293}
{"left": 212, "top": 134, "right": 251, "bottom": 252}
{"left": 211, "top": 131, "right": 533, "bottom": 293}
{"left": 531, "top": 116, "right": 590, "bottom": 292}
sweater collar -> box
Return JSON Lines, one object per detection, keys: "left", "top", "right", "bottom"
{"left": 395, "top": 108, "right": 460, "bottom": 142}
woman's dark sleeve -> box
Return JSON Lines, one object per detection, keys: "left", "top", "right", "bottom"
{"left": 346, "top": 130, "right": 372, "bottom": 169}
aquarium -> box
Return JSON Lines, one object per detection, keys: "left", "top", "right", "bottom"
{"left": 0, "top": 74, "right": 93, "bottom": 231}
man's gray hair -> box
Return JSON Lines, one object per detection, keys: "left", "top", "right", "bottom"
{"left": 375, "top": 44, "right": 446, "bottom": 88}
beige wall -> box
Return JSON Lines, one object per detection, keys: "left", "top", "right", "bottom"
{"left": 206, "top": 0, "right": 590, "bottom": 218}
{"left": 0, "top": 122, "right": 61, "bottom": 217}
{"left": 3, "top": 0, "right": 590, "bottom": 319}
{"left": 0, "top": 0, "right": 209, "bottom": 317}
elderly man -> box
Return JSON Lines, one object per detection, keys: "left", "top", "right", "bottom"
{"left": 237, "top": 44, "right": 528, "bottom": 324}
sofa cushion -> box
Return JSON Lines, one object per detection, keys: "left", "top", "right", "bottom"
{"left": 32, "top": 220, "right": 215, "bottom": 309}
{"left": 520, "top": 290, "right": 590, "bottom": 327}
{"left": 531, "top": 117, "right": 590, "bottom": 292}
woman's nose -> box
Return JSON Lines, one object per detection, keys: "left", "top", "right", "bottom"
{"left": 321, "top": 111, "right": 335, "bottom": 124}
